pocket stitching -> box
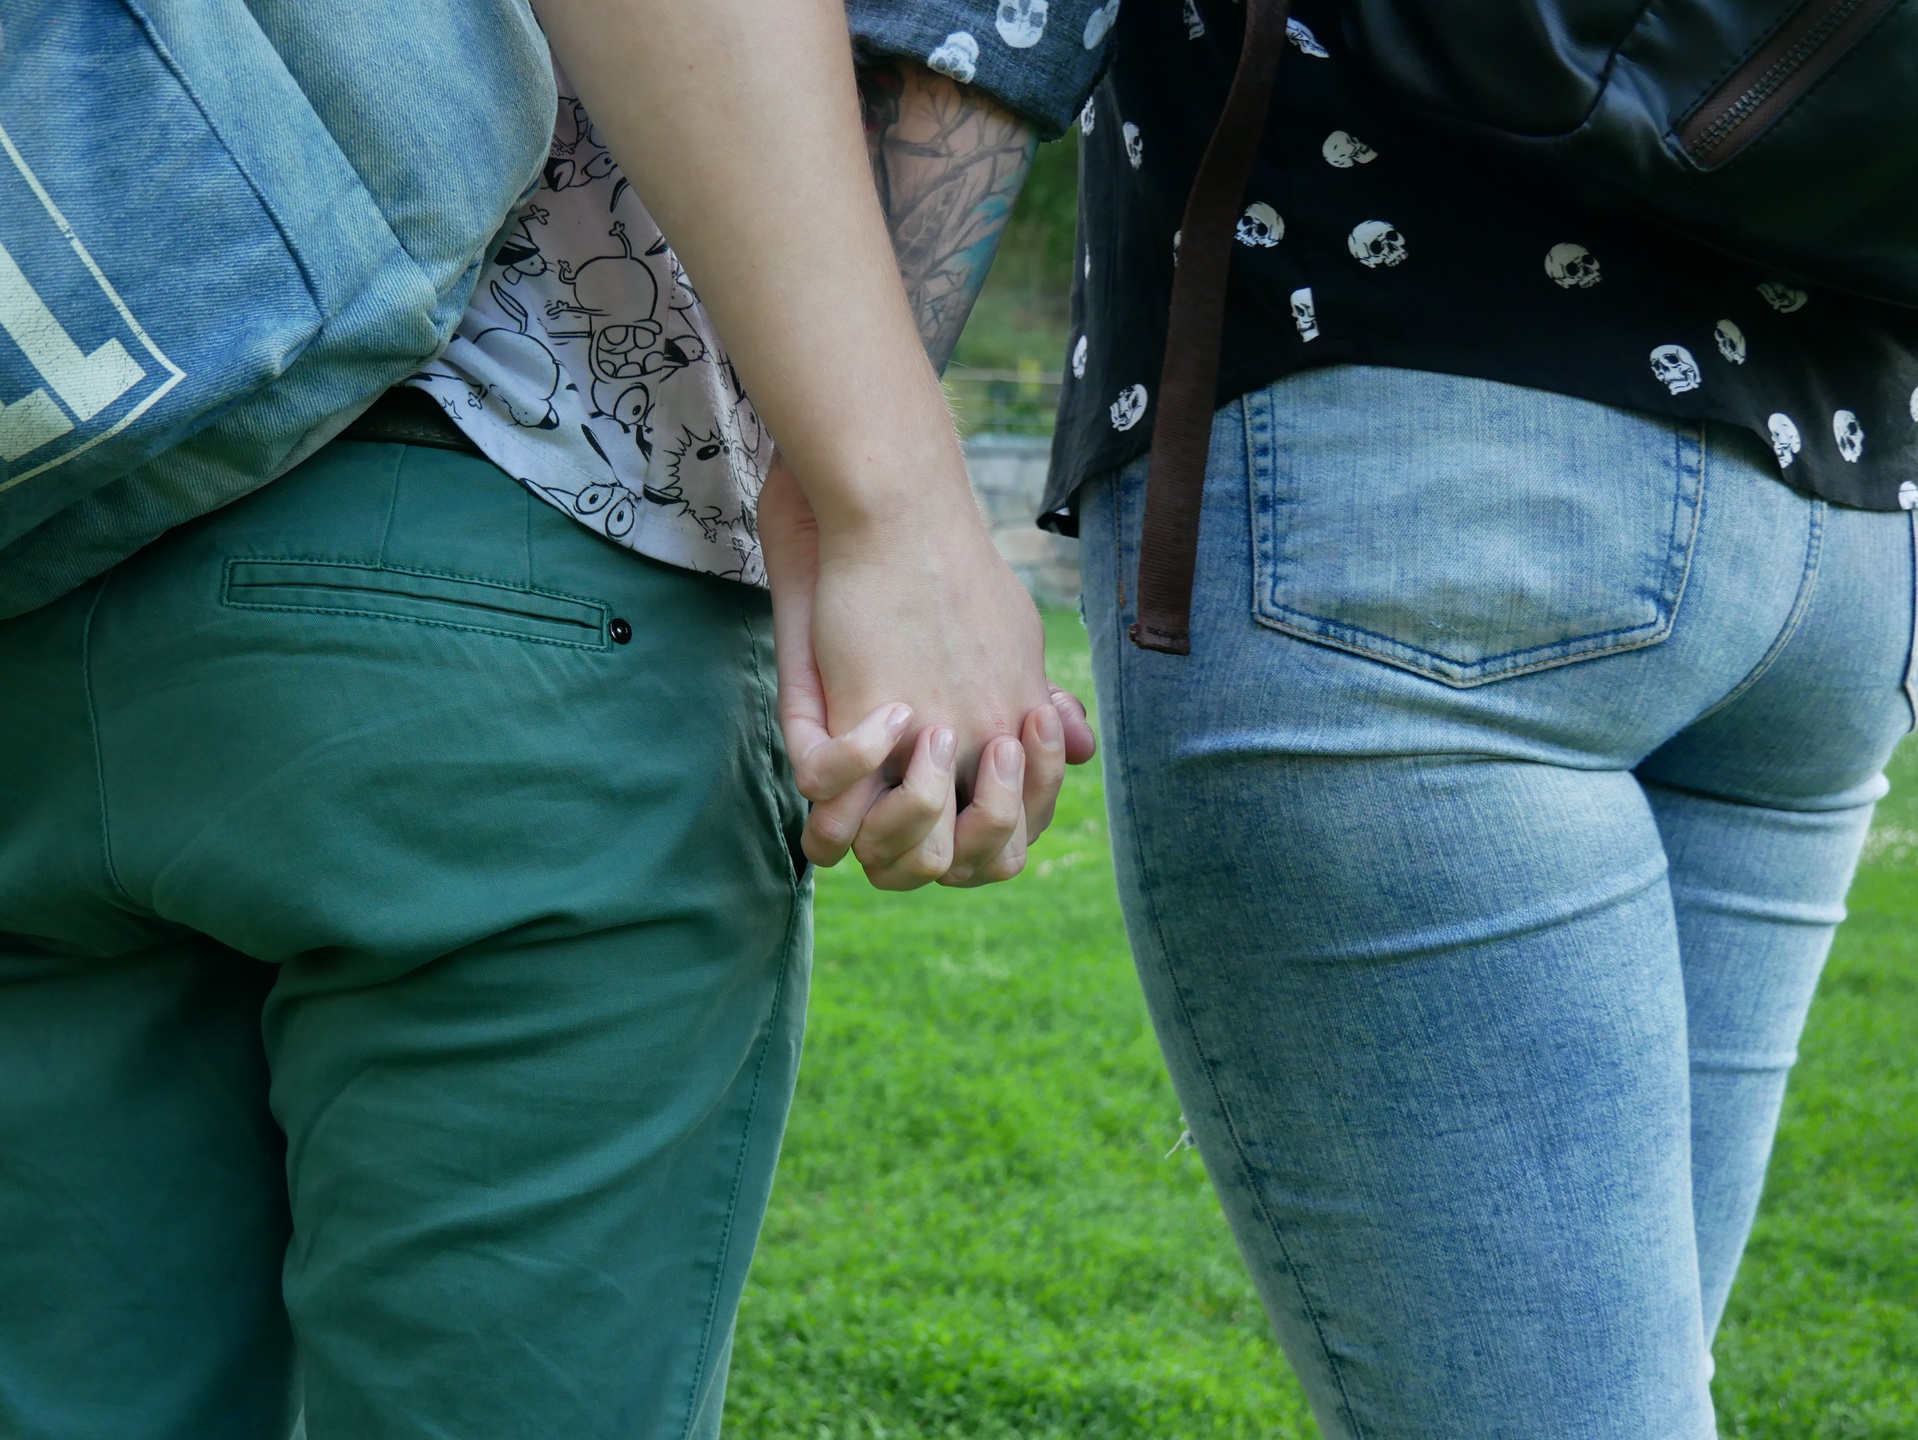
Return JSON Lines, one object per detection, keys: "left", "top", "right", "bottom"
{"left": 1250, "top": 607, "right": 1680, "bottom": 688}
{"left": 1249, "top": 390, "right": 1708, "bottom": 687}
{"left": 220, "top": 556, "right": 612, "bottom": 651}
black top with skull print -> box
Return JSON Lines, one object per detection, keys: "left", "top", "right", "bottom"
{"left": 1032, "top": 0, "right": 1918, "bottom": 529}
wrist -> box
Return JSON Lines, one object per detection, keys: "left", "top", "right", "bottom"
{"left": 795, "top": 436, "right": 984, "bottom": 541}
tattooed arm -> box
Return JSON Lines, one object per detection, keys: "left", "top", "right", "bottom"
{"left": 856, "top": 59, "right": 1038, "bottom": 373}
{"left": 759, "top": 60, "right": 1090, "bottom": 881}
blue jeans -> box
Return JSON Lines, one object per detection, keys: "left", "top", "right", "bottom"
{"left": 1079, "top": 366, "right": 1918, "bottom": 1439}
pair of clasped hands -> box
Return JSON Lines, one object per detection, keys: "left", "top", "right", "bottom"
{"left": 760, "top": 458, "right": 1097, "bottom": 890}
{"left": 530, "top": 0, "right": 1096, "bottom": 882}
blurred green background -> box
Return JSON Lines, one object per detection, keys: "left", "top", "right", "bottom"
{"left": 943, "top": 132, "right": 1080, "bottom": 438}
{"left": 726, "top": 611, "right": 1918, "bottom": 1439}
{"left": 949, "top": 131, "right": 1080, "bottom": 377}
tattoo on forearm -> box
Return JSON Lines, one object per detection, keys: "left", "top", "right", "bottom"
{"left": 856, "top": 60, "right": 1037, "bottom": 373}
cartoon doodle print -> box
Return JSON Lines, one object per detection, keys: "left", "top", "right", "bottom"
{"left": 491, "top": 207, "right": 550, "bottom": 282}
{"left": 421, "top": 80, "right": 773, "bottom": 587}
{"left": 543, "top": 221, "right": 708, "bottom": 454}
{"left": 570, "top": 476, "right": 645, "bottom": 538}
{"left": 655, "top": 425, "right": 752, "bottom": 542}
{"left": 517, "top": 431, "right": 649, "bottom": 542}
{"left": 544, "top": 97, "right": 617, "bottom": 191}
{"left": 469, "top": 282, "right": 562, "bottom": 428}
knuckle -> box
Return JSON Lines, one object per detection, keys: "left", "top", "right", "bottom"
{"left": 984, "top": 791, "right": 1023, "bottom": 826}
{"left": 810, "top": 811, "right": 855, "bottom": 846}
{"left": 904, "top": 852, "right": 947, "bottom": 882}
{"left": 987, "top": 848, "right": 1028, "bottom": 882}
{"left": 801, "top": 830, "right": 843, "bottom": 865}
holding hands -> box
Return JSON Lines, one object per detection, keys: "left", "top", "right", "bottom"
{"left": 760, "top": 457, "right": 1094, "bottom": 890}
{"left": 537, "top": 0, "right": 1091, "bottom": 890}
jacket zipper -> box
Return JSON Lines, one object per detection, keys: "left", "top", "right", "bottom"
{"left": 1679, "top": 0, "right": 1900, "bottom": 169}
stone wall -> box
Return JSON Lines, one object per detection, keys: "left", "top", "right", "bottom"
{"left": 962, "top": 434, "right": 1081, "bottom": 609}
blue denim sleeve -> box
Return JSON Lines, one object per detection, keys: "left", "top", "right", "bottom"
{"left": 845, "top": 0, "right": 1117, "bottom": 139}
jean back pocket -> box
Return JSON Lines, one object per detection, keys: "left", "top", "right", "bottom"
{"left": 1247, "top": 369, "right": 1706, "bottom": 687}
{"left": 223, "top": 559, "right": 613, "bottom": 650}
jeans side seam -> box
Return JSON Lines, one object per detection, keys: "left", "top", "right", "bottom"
{"left": 1905, "top": 509, "right": 1918, "bottom": 731}
{"left": 675, "top": 897, "right": 801, "bottom": 1440}
{"left": 79, "top": 574, "right": 138, "bottom": 911}
{"left": 1118, "top": 782, "right": 1368, "bottom": 1440}
{"left": 1658, "top": 418, "right": 1709, "bottom": 637}
{"left": 1691, "top": 496, "right": 1827, "bottom": 729}
{"left": 1118, "top": 429, "right": 1367, "bottom": 1440}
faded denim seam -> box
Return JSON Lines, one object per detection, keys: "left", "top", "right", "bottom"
{"left": 1688, "top": 491, "right": 1827, "bottom": 730}
{"left": 1906, "top": 509, "right": 1918, "bottom": 731}
{"left": 1113, "top": 405, "right": 1369, "bottom": 1440}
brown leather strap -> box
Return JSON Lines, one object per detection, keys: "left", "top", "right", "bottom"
{"left": 341, "top": 386, "right": 483, "bottom": 456}
{"left": 1129, "top": 0, "right": 1290, "bottom": 655}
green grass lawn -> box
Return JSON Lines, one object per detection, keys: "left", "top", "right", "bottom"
{"left": 726, "top": 610, "right": 1917, "bottom": 1438}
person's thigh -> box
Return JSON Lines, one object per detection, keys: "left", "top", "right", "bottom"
{"left": 1078, "top": 366, "right": 1910, "bottom": 1438}
{"left": 0, "top": 938, "right": 293, "bottom": 1440}
{"left": 1637, "top": 496, "right": 1917, "bottom": 1338}
{"left": 84, "top": 441, "right": 810, "bottom": 1439}
{"left": 0, "top": 584, "right": 295, "bottom": 1440}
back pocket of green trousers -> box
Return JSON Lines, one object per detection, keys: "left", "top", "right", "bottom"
{"left": 223, "top": 559, "right": 612, "bottom": 650}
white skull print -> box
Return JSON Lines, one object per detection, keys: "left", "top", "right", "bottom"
{"left": 1109, "top": 383, "right": 1148, "bottom": 431}
{"left": 1084, "top": 0, "right": 1121, "bottom": 48}
{"left": 1290, "top": 286, "right": 1320, "bottom": 341}
{"left": 1347, "top": 220, "right": 1406, "bottom": 268}
{"left": 1236, "top": 203, "right": 1283, "bottom": 248}
{"left": 1122, "top": 121, "right": 1144, "bottom": 170}
{"left": 995, "top": 0, "right": 1048, "bottom": 48}
{"left": 1071, "top": 333, "right": 1088, "bottom": 379}
{"left": 1767, "top": 413, "right": 1802, "bottom": 467}
{"left": 1909, "top": 385, "right": 1918, "bottom": 422}
{"left": 1900, "top": 480, "right": 1918, "bottom": 510}
{"left": 1286, "top": 17, "right": 1330, "bottom": 55}
{"left": 1713, "top": 319, "right": 1747, "bottom": 364}
{"left": 1649, "top": 344, "right": 1701, "bottom": 395}
{"left": 1183, "top": 0, "right": 1206, "bottom": 38}
{"left": 1321, "top": 131, "right": 1377, "bottom": 168}
{"left": 926, "top": 31, "right": 980, "bottom": 83}
{"left": 1757, "top": 281, "right": 1808, "bottom": 314}
{"left": 1543, "top": 243, "right": 1601, "bottom": 289}
{"left": 1832, "top": 409, "right": 1864, "bottom": 462}
{"left": 1079, "top": 96, "right": 1096, "bottom": 135}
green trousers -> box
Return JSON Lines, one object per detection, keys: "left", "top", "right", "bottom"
{"left": 0, "top": 441, "right": 811, "bottom": 1440}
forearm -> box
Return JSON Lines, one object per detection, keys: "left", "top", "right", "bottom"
{"left": 855, "top": 60, "right": 1038, "bottom": 373}
{"left": 531, "top": 0, "right": 966, "bottom": 533}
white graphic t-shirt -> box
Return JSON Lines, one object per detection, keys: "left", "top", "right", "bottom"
{"left": 412, "top": 72, "right": 771, "bottom": 586}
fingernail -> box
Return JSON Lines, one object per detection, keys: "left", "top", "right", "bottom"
{"left": 1036, "top": 700, "right": 1063, "bottom": 746}
{"left": 885, "top": 704, "right": 912, "bottom": 738}
{"left": 994, "top": 738, "right": 1024, "bottom": 785}
{"left": 930, "top": 727, "right": 957, "bottom": 770}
